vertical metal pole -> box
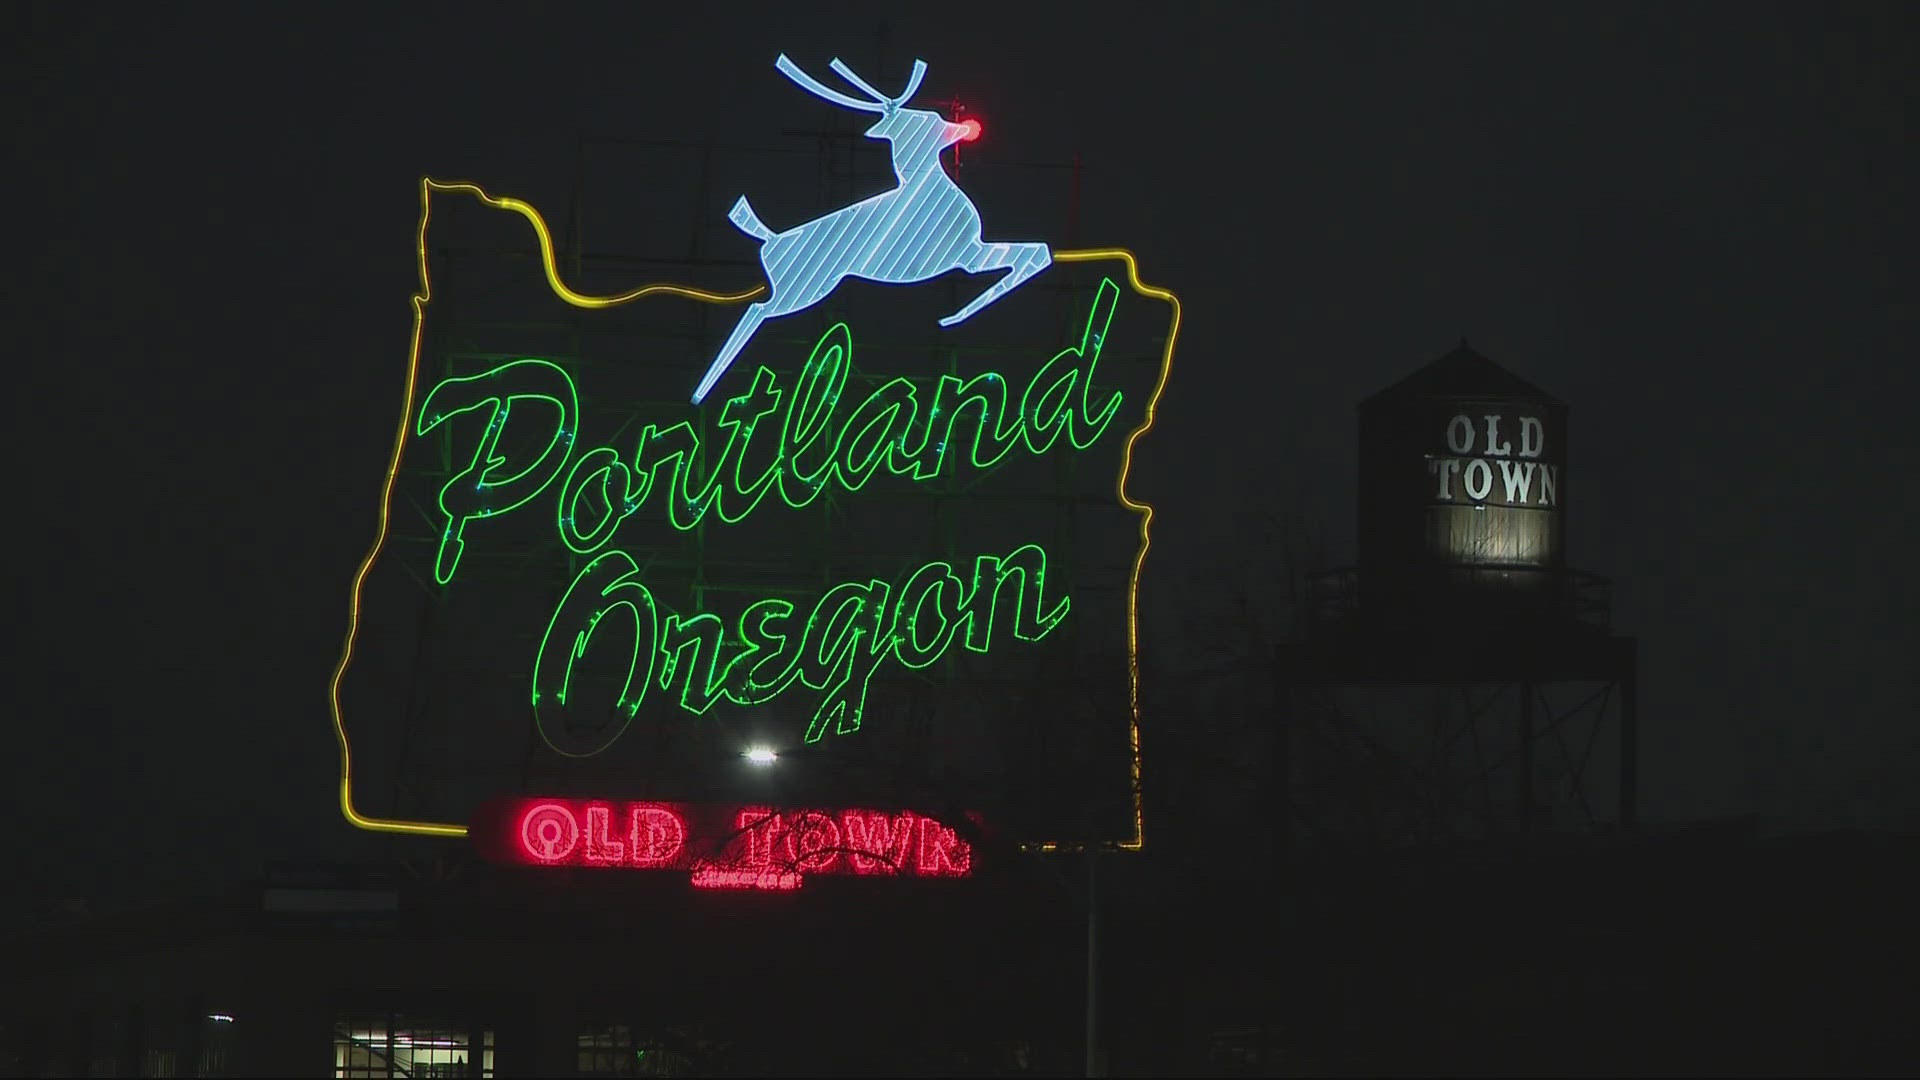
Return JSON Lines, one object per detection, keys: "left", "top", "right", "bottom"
{"left": 568, "top": 135, "right": 587, "bottom": 282}
{"left": 182, "top": 1005, "right": 203, "bottom": 1080}
{"left": 467, "top": 1015, "right": 486, "bottom": 1079}
{"left": 1085, "top": 849, "right": 1102, "bottom": 1078}
{"left": 1069, "top": 152, "right": 1083, "bottom": 248}
{"left": 1518, "top": 682, "right": 1534, "bottom": 832}
{"left": 1620, "top": 644, "right": 1638, "bottom": 829}
{"left": 1271, "top": 645, "right": 1292, "bottom": 873}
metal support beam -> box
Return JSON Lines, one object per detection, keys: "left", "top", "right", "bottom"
{"left": 1519, "top": 681, "right": 1534, "bottom": 832}
{"left": 1085, "top": 849, "right": 1103, "bottom": 1078}
{"left": 1271, "top": 642, "right": 1293, "bottom": 873}
{"left": 1620, "top": 644, "right": 1638, "bottom": 830}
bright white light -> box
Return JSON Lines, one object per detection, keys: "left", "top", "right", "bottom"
{"left": 744, "top": 747, "right": 779, "bottom": 765}
{"left": 206, "top": 1014, "right": 234, "bottom": 1024}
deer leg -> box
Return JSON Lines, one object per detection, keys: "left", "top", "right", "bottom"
{"left": 692, "top": 301, "right": 769, "bottom": 405}
{"left": 938, "top": 242, "right": 1053, "bottom": 327}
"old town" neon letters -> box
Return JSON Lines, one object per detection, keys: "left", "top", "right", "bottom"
{"left": 510, "top": 799, "right": 972, "bottom": 889}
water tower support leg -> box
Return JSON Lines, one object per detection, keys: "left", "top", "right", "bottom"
{"left": 1519, "top": 682, "right": 1535, "bottom": 832}
{"left": 1085, "top": 849, "right": 1102, "bottom": 1077}
{"left": 1271, "top": 646, "right": 1293, "bottom": 872}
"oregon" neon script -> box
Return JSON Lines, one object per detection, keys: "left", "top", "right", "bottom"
{"left": 534, "top": 542, "right": 1067, "bottom": 751}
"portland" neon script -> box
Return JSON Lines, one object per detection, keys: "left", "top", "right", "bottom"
{"left": 418, "top": 278, "right": 1121, "bottom": 583}
{"left": 412, "top": 281, "right": 1127, "bottom": 753}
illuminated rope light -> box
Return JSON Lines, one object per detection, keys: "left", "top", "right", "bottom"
{"left": 784, "top": 810, "right": 843, "bottom": 871}
{"left": 632, "top": 805, "right": 688, "bottom": 865}
{"left": 690, "top": 866, "right": 803, "bottom": 891}
{"left": 329, "top": 183, "right": 1179, "bottom": 854}
{"left": 502, "top": 799, "right": 970, "bottom": 885}
{"left": 426, "top": 180, "right": 768, "bottom": 310}
{"left": 841, "top": 810, "right": 918, "bottom": 874}
{"left": 519, "top": 801, "right": 581, "bottom": 861}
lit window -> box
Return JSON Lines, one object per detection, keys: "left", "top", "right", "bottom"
{"left": 333, "top": 1016, "right": 494, "bottom": 1079}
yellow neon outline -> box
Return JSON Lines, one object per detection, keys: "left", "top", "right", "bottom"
{"left": 328, "top": 181, "right": 1179, "bottom": 853}
{"left": 1028, "top": 249, "right": 1179, "bottom": 853}
{"left": 328, "top": 178, "right": 763, "bottom": 837}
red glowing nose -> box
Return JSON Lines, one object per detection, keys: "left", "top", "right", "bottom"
{"left": 958, "top": 118, "right": 982, "bottom": 142}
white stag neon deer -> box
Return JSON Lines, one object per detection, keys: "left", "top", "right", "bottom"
{"left": 690, "top": 54, "right": 1052, "bottom": 404}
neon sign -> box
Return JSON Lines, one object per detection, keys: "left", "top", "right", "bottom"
{"left": 412, "top": 296, "right": 1116, "bottom": 749}
{"left": 420, "top": 284, "right": 1123, "bottom": 585}
{"left": 407, "top": 276, "right": 1119, "bottom": 748}
{"left": 694, "top": 55, "right": 1052, "bottom": 405}
{"left": 482, "top": 798, "right": 975, "bottom": 890}
{"left": 535, "top": 543, "right": 1067, "bottom": 751}
{"left": 328, "top": 52, "right": 1183, "bottom": 854}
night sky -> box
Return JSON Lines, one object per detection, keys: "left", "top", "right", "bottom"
{"left": 9, "top": 3, "right": 1914, "bottom": 911}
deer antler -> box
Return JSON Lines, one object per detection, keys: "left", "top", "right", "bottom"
{"left": 830, "top": 58, "right": 927, "bottom": 108}
{"left": 894, "top": 59, "right": 928, "bottom": 105}
{"left": 775, "top": 54, "right": 885, "bottom": 113}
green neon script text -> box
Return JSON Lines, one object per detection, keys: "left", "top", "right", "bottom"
{"left": 531, "top": 541, "right": 1069, "bottom": 755}
{"left": 419, "top": 280, "right": 1124, "bottom": 580}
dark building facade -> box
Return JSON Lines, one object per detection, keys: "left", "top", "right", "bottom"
{"left": 1, "top": 859, "right": 1087, "bottom": 1078}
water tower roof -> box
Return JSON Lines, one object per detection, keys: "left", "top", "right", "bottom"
{"left": 1361, "top": 339, "right": 1563, "bottom": 409}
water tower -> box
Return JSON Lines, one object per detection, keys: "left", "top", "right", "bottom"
{"left": 1274, "top": 341, "right": 1637, "bottom": 847}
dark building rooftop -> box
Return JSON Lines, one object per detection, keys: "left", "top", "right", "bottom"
{"left": 1361, "top": 339, "right": 1564, "bottom": 408}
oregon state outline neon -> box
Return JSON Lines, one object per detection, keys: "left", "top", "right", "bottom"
{"left": 330, "top": 58, "right": 1181, "bottom": 854}
{"left": 693, "top": 55, "right": 1050, "bottom": 405}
